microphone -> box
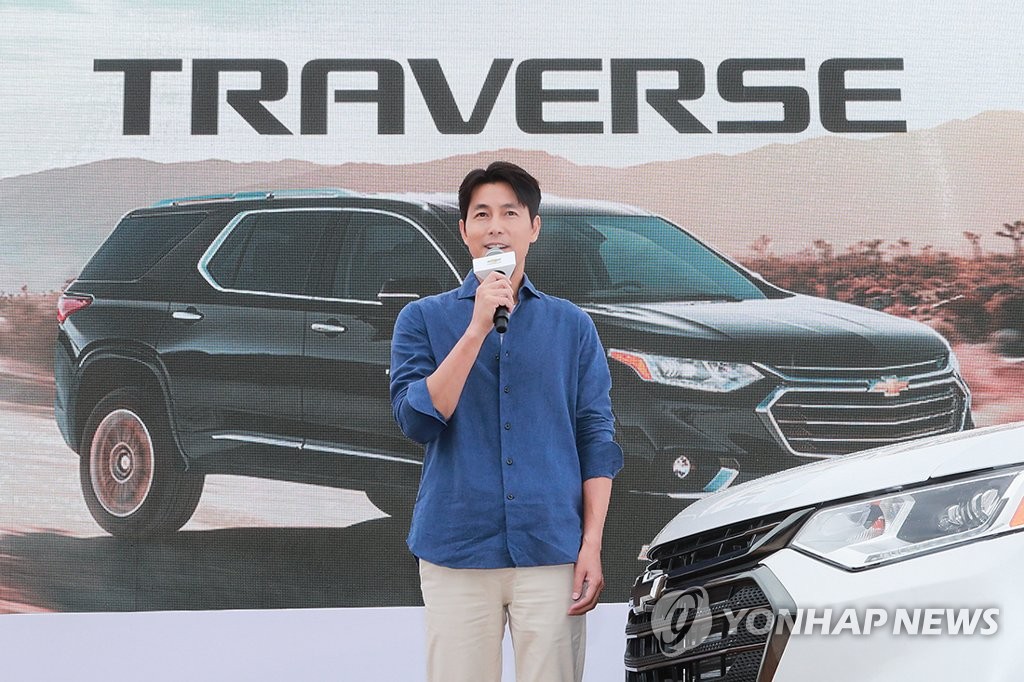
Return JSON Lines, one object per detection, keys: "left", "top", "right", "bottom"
{"left": 472, "top": 248, "right": 516, "bottom": 333}
{"left": 493, "top": 300, "right": 510, "bottom": 335}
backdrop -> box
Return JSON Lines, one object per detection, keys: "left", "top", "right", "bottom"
{"left": 2, "top": 1, "right": 1023, "bottom": 679}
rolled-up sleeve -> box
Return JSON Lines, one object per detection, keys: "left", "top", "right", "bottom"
{"left": 390, "top": 301, "right": 448, "bottom": 444}
{"left": 575, "top": 314, "right": 624, "bottom": 480}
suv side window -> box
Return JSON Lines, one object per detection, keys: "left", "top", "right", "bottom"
{"left": 333, "top": 211, "right": 457, "bottom": 300}
{"left": 205, "top": 211, "right": 334, "bottom": 296}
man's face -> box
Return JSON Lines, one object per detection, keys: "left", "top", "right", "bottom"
{"left": 459, "top": 181, "right": 541, "bottom": 278}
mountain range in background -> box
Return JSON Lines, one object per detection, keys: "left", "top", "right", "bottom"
{"left": 1, "top": 110, "right": 1023, "bottom": 293}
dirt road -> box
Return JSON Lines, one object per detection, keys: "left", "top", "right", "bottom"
{"left": 0, "top": 402, "right": 431, "bottom": 613}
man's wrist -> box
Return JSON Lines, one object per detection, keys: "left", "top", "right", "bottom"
{"left": 462, "top": 324, "right": 489, "bottom": 345}
{"left": 580, "top": 535, "right": 603, "bottom": 552}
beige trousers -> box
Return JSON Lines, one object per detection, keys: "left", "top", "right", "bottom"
{"left": 418, "top": 559, "right": 586, "bottom": 682}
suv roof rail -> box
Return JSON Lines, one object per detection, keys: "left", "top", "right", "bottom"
{"left": 152, "top": 188, "right": 358, "bottom": 207}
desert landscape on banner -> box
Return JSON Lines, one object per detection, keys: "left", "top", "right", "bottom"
{"left": 2, "top": 111, "right": 1023, "bottom": 292}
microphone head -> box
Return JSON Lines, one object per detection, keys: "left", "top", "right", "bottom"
{"left": 473, "top": 249, "right": 516, "bottom": 279}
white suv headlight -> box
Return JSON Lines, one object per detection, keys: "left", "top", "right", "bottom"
{"left": 792, "top": 467, "right": 1024, "bottom": 570}
{"left": 608, "top": 349, "right": 764, "bottom": 392}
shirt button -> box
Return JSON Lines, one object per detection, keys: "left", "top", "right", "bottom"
{"left": 494, "top": 354, "right": 499, "bottom": 361}
{"left": 507, "top": 493, "right": 515, "bottom": 500}
{"left": 505, "top": 351, "right": 510, "bottom": 358}
{"left": 504, "top": 385, "right": 510, "bottom": 393}
{"left": 504, "top": 422, "right": 511, "bottom": 430}
{"left": 506, "top": 458, "right": 513, "bottom": 465}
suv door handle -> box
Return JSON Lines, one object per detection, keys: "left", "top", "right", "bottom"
{"left": 311, "top": 321, "right": 347, "bottom": 334}
{"left": 172, "top": 307, "right": 204, "bottom": 322}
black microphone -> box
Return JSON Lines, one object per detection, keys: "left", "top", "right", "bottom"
{"left": 493, "top": 302, "right": 510, "bottom": 334}
{"left": 472, "top": 248, "right": 516, "bottom": 333}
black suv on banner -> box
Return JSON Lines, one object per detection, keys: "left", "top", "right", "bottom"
{"left": 54, "top": 191, "right": 972, "bottom": 559}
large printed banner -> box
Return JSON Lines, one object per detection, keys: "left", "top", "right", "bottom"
{"left": 2, "top": 2, "right": 1024, "bottom": 679}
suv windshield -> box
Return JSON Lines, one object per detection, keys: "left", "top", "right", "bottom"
{"left": 524, "top": 215, "right": 768, "bottom": 304}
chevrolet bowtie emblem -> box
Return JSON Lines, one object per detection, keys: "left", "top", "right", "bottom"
{"left": 630, "top": 571, "right": 668, "bottom": 614}
{"left": 869, "top": 376, "right": 910, "bottom": 397}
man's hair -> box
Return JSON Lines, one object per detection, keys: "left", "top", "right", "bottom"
{"left": 458, "top": 161, "right": 542, "bottom": 222}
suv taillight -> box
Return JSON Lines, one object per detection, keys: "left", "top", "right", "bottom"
{"left": 57, "top": 293, "right": 92, "bottom": 323}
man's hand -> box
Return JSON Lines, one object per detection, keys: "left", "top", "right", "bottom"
{"left": 568, "top": 540, "right": 604, "bottom": 615}
{"left": 469, "top": 271, "right": 514, "bottom": 337}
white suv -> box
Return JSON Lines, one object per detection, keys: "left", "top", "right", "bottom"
{"left": 626, "top": 421, "right": 1024, "bottom": 681}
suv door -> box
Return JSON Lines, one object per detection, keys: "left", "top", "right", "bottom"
{"left": 158, "top": 209, "right": 336, "bottom": 463}
{"left": 302, "top": 209, "right": 460, "bottom": 493}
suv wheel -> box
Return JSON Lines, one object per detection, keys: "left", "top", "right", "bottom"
{"left": 80, "top": 388, "right": 204, "bottom": 537}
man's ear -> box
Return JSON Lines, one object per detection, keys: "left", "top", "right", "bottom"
{"left": 530, "top": 214, "right": 541, "bottom": 243}
{"left": 459, "top": 218, "right": 468, "bottom": 245}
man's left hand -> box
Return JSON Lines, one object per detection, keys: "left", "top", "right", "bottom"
{"left": 568, "top": 541, "right": 604, "bottom": 615}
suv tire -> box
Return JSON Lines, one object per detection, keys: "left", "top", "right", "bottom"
{"left": 80, "top": 388, "right": 205, "bottom": 537}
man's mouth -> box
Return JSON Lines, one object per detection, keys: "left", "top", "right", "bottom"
{"left": 485, "top": 243, "right": 508, "bottom": 251}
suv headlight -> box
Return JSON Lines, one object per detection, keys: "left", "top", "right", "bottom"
{"left": 792, "top": 467, "right": 1024, "bottom": 570}
{"left": 608, "top": 349, "right": 764, "bottom": 392}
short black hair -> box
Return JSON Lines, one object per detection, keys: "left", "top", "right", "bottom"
{"left": 458, "top": 161, "right": 541, "bottom": 222}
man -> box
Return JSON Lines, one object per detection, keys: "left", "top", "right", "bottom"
{"left": 389, "top": 161, "right": 623, "bottom": 682}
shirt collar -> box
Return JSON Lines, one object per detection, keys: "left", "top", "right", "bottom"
{"left": 457, "top": 269, "right": 544, "bottom": 300}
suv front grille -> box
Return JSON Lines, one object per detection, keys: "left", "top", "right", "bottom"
{"left": 626, "top": 513, "right": 808, "bottom": 681}
{"left": 647, "top": 511, "right": 795, "bottom": 580}
{"left": 757, "top": 359, "right": 969, "bottom": 457}
{"left": 625, "top": 577, "right": 770, "bottom": 682}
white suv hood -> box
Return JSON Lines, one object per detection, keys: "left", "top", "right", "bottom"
{"left": 651, "top": 421, "right": 1024, "bottom": 547}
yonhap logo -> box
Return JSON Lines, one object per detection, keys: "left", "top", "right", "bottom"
{"left": 651, "top": 586, "right": 714, "bottom": 656}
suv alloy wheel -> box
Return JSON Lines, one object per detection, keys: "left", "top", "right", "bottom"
{"left": 80, "top": 388, "right": 205, "bottom": 537}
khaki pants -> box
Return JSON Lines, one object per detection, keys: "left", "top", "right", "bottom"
{"left": 418, "top": 559, "right": 586, "bottom": 682}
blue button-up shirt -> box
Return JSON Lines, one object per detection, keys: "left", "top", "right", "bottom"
{"left": 390, "top": 271, "right": 623, "bottom": 569}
